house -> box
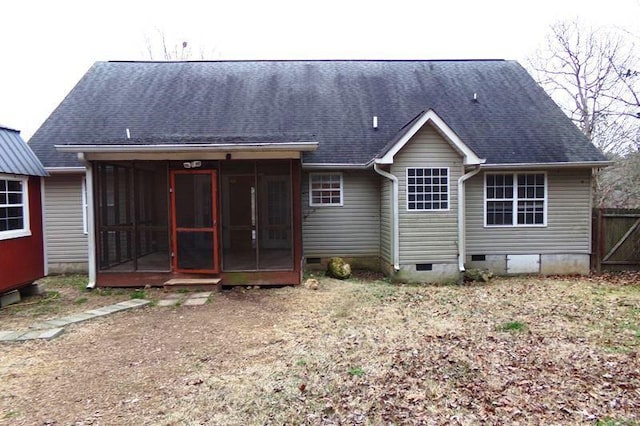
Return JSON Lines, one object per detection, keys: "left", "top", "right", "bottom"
{"left": 28, "top": 60, "right": 608, "bottom": 288}
{"left": 0, "top": 126, "right": 47, "bottom": 295}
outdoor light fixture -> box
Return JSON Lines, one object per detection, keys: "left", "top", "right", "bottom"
{"left": 182, "top": 161, "right": 202, "bottom": 169}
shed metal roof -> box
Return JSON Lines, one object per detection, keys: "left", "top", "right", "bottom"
{"left": 0, "top": 126, "right": 47, "bottom": 176}
{"left": 28, "top": 60, "right": 606, "bottom": 168}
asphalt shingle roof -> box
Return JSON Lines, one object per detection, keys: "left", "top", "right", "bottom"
{"left": 0, "top": 126, "right": 47, "bottom": 176}
{"left": 28, "top": 60, "right": 606, "bottom": 168}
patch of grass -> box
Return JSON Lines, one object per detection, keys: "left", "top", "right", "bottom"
{"left": 498, "top": 321, "right": 527, "bottom": 332}
{"left": 2, "top": 411, "right": 19, "bottom": 419}
{"left": 130, "top": 289, "right": 147, "bottom": 299}
{"left": 347, "top": 367, "right": 365, "bottom": 377}
{"left": 296, "top": 359, "right": 307, "bottom": 366}
{"left": 73, "top": 297, "right": 88, "bottom": 305}
{"left": 38, "top": 274, "right": 89, "bottom": 291}
{"left": 596, "top": 418, "right": 638, "bottom": 426}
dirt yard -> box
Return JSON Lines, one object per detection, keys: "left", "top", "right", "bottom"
{"left": 1, "top": 273, "right": 639, "bottom": 425}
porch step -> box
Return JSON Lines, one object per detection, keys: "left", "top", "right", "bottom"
{"left": 163, "top": 278, "right": 222, "bottom": 292}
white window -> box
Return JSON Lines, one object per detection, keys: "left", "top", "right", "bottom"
{"left": 0, "top": 174, "right": 31, "bottom": 240}
{"left": 485, "top": 173, "right": 546, "bottom": 227}
{"left": 406, "top": 167, "right": 449, "bottom": 211}
{"left": 309, "top": 173, "right": 343, "bottom": 206}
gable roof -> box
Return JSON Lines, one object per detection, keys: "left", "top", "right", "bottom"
{"left": 376, "top": 109, "right": 486, "bottom": 166}
{"left": 0, "top": 126, "right": 47, "bottom": 176}
{"left": 28, "top": 60, "right": 607, "bottom": 168}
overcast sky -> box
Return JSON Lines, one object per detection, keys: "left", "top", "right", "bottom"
{"left": 1, "top": 0, "right": 638, "bottom": 140}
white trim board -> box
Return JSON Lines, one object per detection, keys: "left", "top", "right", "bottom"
{"left": 376, "top": 109, "right": 485, "bottom": 166}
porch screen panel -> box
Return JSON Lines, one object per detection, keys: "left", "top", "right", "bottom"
{"left": 257, "top": 161, "right": 293, "bottom": 270}
{"left": 134, "top": 163, "right": 170, "bottom": 271}
{"left": 97, "top": 162, "right": 170, "bottom": 272}
{"left": 221, "top": 162, "right": 258, "bottom": 270}
{"left": 98, "top": 164, "right": 134, "bottom": 271}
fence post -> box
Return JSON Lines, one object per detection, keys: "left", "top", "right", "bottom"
{"left": 596, "top": 208, "right": 603, "bottom": 274}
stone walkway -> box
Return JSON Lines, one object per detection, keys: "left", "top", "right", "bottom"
{"left": 0, "top": 292, "right": 212, "bottom": 343}
{"left": 0, "top": 299, "right": 150, "bottom": 343}
{"left": 157, "top": 291, "right": 212, "bottom": 307}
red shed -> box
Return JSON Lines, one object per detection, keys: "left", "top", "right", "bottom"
{"left": 0, "top": 126, "right": 48, "bottom": 295}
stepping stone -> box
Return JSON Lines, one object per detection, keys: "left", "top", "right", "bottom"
{"left": 163, "top": 293, "right": 184, "bottom": 299}
{"left": 191, "top": 292, "right": 212, "bottom": 298}
{"left": 183, "top": 298, "right": 208, "bottom": 306}
{"left": 0, "top": 331, "right": 24, "bottom": 342}
{"left": 157, "top": 299, "right": 181, "bottom": 307}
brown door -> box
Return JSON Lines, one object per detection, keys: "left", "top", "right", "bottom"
{"left": 170, "top": 170, "right": 219, "bottom": 273}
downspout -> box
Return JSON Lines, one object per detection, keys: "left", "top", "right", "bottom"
{"left": 457, "top": 166, "right": 482, "bottom": 272}
{"left": 374, "top": 163, "right": 400, "bottom": 271}
{"left": 79, "top": 154, "right": 97, "bottom": 289}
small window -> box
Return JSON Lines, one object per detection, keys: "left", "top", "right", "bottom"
{"left": 309, "top": 173, "right": 343, "bottom": 206}
{"left": 0, "top": 175, "right": 30, "bottom": 240}
{"left": 485, "top": 173, "right": 546, "bottom": 227}
{"left": 407, "top": 167, "right": 449, "bottom": 211}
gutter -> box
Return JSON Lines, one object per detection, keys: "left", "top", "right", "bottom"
{"left": 457, "top": 166, "right": 482, "bottom": 272}
{"left": 55, "top": 142, "right": 319, "bottom": 153}
{"left": 45, "top": 166, "right": 86, "bottom": 173}
{"left": 374, "top": 163, "right": 399, "bottom": 271}
{"left": 480, "top": 161, "right": 612, "bottom": 170}
{"left": 302, "top": 161, "right": 373, "bottom": 170}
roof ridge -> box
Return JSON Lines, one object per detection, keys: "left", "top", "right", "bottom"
{"left": 106, "top": 59, "right": 508, "bottom": 64}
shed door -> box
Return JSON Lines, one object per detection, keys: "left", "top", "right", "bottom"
{"left": 170, "top": 170, "right": 219, "bottom": 273}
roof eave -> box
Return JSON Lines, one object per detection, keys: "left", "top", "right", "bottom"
{"left": 55, "top": 142, "right": 319, "bottom": 153}
{"left": 45, "top": 166, "right": 87, "bottom": 174}
{"left": 302, "top": 161, "right": 373, "bottom": 170}
{"left": 479, "top": 161, "right": 613, "bottom": 170}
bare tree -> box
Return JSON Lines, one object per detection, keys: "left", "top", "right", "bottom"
{"left": 143, "top": 29, "right": 217, "bottom": 60}
{"left": 529, "top": 20, "right": 639, "bottom": 154}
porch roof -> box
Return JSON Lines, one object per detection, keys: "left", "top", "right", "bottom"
{"left": 56, "top": 134, "right": 318, "bottom": 157}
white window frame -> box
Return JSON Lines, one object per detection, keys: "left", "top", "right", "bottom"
{"left": 406, "top": 167, "right": 450, "bottom": 212}
{"left": 484, "top": 172, "right": 547, "bottom": 227}
{"left": 0, "top": 174, "right": 31, "bottom": 241}
{"left": 309, "top": 173, "right": 343, "bottom": 207}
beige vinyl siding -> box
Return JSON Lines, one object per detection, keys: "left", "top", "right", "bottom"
{"left": 302, "top": 170, "right": 380, "bottom": 257}
{"left": 44, "top": 174, "right": 88, "bottom": 265}
{"left": 465, "top": 168, "right": 592, "bottom": 254}
{"left": 380, "top": 178, "right": 392, "bottom": 263}
{"left": 391, "top": 125, "right": 463, "bottom": 264}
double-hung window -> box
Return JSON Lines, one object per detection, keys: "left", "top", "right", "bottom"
{"left": 309, "top": 173, "right": 343, "bottom": 206}
{"left": 485, "top": 173, "right": 546, "bottom": 226}
{"left": 0, "top": 175, "right": 30, "bottom": 240}
{"left": 407, "top": 167, "right": 449, "bottom": 211}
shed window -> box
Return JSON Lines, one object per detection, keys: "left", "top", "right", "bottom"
{"left": 309, "top": 173, "right": 343, "bottom": 206}
{"left": 0, "top": 175, "right": 30, "bottom": 240}
{"left": 407, "top": 167, "right": 449, "bottom": 211}
{"left": 485, "top": 173, "right": 546, "bottom": 226}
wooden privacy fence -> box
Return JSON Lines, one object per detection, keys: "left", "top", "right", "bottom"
{"left": 592, "top": 208, "right": 640, "bottom": 272}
